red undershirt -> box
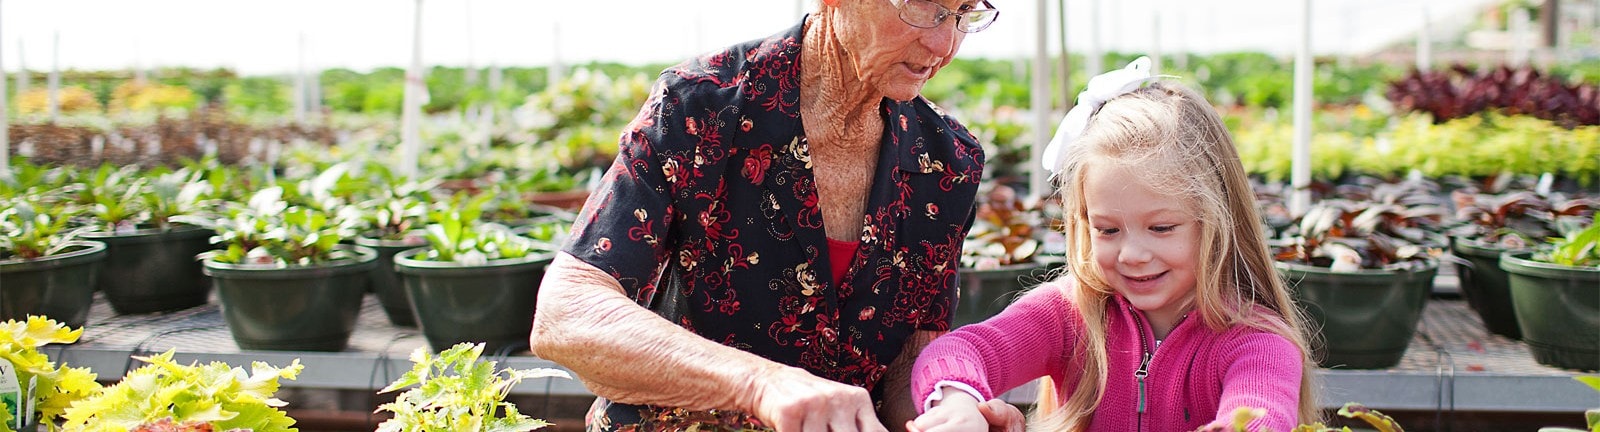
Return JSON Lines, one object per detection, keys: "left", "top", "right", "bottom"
{"left": 827, "top": 238, "right": 860, "bottom": 287}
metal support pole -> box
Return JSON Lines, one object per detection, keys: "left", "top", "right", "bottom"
{"left": 48, "top": 32, "right": 59, "bottom": 123}
{"left": 1, "top": 0, "right": 9, "bottom": 181}
{"left": 1030, "top": 0, "right": 1050, "bottom": 199}
{"left": 1418, "top": 5, "right": 1432, "bottom": 72}
{"left": 400, "top": 0, "right": 424, "bottom": 177}
{"left": 1291, "top": 0, "right": 1314, "bottom": 216}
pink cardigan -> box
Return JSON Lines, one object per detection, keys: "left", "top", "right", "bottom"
{"left": 912, "top": 282, "right": 1304, "bottom": 432}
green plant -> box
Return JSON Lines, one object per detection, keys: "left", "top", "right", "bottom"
{"left": 417, "top": 209, "right": 539, "bottom": 264}
{"left": 1192, "top": 402, "right": 1403, "bottom": 432}
{"left": 0, "top": 317, "right": 101, "bottom": 432}
{"left": 171, "top": 186, "right": 363, "bottom": 266}
{"left": 59, "top": 350, "right": 303, "bottom": 432}
{"left": 0, "top": 200, "right": 92, "bottom": 261}
{"left": 375, "top": 342, "right": 569, "bottom": 432}
{"left": 355, "top": 167, "right": 438, "bottom": 241}
{"left": 73, "top": 165, "right": 146, "bottom": 233}
{"left": 73, "top": 165, "right": 214, "bottom": 233}
{"left": 1538, "top": 375, "right": 1600, "bottom": 432}
{"left": 1535, "top": 214, "right": 1600, "bottom": 268}
{"left": 140, "top": 168, "right": 214, "bottom": 232}
{"left": 0, "top": 159, "right": 75, "bottom": 200}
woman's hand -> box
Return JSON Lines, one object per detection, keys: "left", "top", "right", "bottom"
{"left": 750, "top": 366, "right": 888, "bottom": 432}
{"left": 975, "top": 399, "right": 1026, "bottom": 432}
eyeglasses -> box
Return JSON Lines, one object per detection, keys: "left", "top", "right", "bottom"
{"left": 889, "top": 0, "right": 1000, "bottom": 33}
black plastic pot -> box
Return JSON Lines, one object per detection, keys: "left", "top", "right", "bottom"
{"left": 353, "top": 236, "right": 428, "bottom": 327}
{"left": 1277, "top": 259, "right": 1436, "bottom": 369}
{"left": 1450, "top": 236, "right": 1524, "bottom": 339}
{"left": 393, "top": 248, "right": 552, "bottom": 352}
{"left": 954, "top": 262, "right": 1046, "bottom": 327}
{"left": 1499, "top": 251, "right": 1599, "bottom": 371}
{"left": 203, "top": 245, "right": 376, "bottom": 351}
{"left": 1, "top": 241, "right": 107, "bottom": 328}
{"left": 81, "top": 226, "right": 213, "bottom": 314}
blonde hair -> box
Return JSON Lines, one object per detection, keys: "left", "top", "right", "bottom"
{"left": 1032, "top": 82, "right": 1321, "bottom": 431}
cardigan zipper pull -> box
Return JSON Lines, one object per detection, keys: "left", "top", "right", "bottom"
{"left": 1135, "top": 350, "right": 1151, "bottom": 414}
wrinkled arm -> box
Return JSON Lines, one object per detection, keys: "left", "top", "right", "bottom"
{"left": 532, "top": 253, "right": 886, "bottom": 432}
{"left": 530, "top": 252, "right": 780, "bottom": 411}
{"left": 881, "top": 329, "right": 944, "bottom": 430}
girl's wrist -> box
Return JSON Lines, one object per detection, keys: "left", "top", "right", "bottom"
{"left": 935, "top": 387, "right": 981, "bottom": 408}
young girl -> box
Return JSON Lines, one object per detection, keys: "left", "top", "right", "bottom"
{"left": 909, "top": 58, "right": 1319, "bottom": 432}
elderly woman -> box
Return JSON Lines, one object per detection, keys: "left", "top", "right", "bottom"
{"left": 530, "top": 1, "right": 1000, "bottom": 431}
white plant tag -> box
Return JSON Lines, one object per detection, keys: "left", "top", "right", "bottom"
{"left": 0, "top": 358, "right": 23, "bottom": 428}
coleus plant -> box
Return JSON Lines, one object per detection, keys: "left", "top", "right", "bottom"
{"left": 1274, "top": 199, "right": 1441, "bottom": 272}
{"left": 1386, "top": 64, "right": 1600, "bottom": 127}
{"left": 1449, "top": 191, "right": 1598, "bottom": 249}
{"left": 961, "top": 184, "right": 1042, "bottom": 270}
{"left": 59, "top": 350, "right": 303, "bottom": 432}
{"left": 0, "top": 317, "right": 101, "bottom": 432}
{"left": 375, "top": 342, "right": 569, "bottom": 432}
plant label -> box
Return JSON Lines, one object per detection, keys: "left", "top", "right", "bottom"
{"left": 0, "top": 358, "right": 22, "bottom": 428}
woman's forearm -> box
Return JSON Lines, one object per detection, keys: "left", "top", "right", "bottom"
{"left": 530, "top": 252, "right": 781, "bottom": 412}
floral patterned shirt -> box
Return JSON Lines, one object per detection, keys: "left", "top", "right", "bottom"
{"left": 562, "top": 18, "right": 985, "bottom": 431}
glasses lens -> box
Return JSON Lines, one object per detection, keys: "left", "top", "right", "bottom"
{"left": 959, "top": 9, "right": 998, "bottom": 32}
{"left": 897, "top": 0, "right": 945, "bottom": 28}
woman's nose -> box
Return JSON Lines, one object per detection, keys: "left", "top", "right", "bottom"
{"left": 920, "top": 19, "right": 962, "bottom": 58}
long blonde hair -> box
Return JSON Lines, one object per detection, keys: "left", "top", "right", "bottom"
{"left": 1032, "top": 82, "right": 1320, "bottom": 431}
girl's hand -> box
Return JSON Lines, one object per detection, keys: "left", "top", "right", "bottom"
{"left": 906, "top": 391, "right": 987, "bottom": 432}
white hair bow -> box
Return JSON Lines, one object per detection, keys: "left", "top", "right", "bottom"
{"left": 1040, "top": 56, "right": 1157, "bottom": 173}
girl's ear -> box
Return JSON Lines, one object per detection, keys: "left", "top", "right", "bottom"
{"left": 823, "top": 0, "right": 840, "bottom": 6}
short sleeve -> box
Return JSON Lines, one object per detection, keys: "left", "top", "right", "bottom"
{"left": 561, "top": 77, "right": 683, "bottom": 300}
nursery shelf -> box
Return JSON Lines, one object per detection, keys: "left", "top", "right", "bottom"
{"left": 46, "top": 288, "right": 1596, "bottom": 414}
{"left": 51, "top": 293, "right": 589, "bottom": 398}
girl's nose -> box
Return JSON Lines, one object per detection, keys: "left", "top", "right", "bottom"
{"left": 1119, "top": 238, "right": 1154, "bottom": 266}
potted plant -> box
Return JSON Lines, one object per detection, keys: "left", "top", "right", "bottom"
{"left": 956, "top": 185, "right": 1045, "bottom": 327}
{"left": 1500, "top": 214, "right": 1599, "bottom": 371}
{"left": 0, "top": 317, "right": 101, "bottom": 432}
{"left": 353, "top": 173, "right": 439, "bottom": 327}
{"left": 59, "top": 349, "right": 303, "bottom": 431}
{"left": 1448, "top": 190, "right": 1596, "bottom": 339}
{"left": 75, "top": 165, "right": 218, "bottom": 314}
{"left": 375, "top": 342, "right": 569, "bottom": 432}
{"left": 1537, "top": 375, "right": 1600, "bottom": 432}
{"left": 1198, "top": 402, "right": 1405, "bottom": 432}
{"left": 393, "top": 209, "right": 558, "bottom": 352}
{"left": 172, "top": 186, "right": 376, "bottom": 351}
{"left": 1274, "top": 199, "right": 1443, "bottom": 369}
{"left": 1, "top": 200, "right": 105, "bottom": 329}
